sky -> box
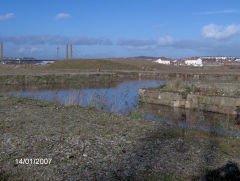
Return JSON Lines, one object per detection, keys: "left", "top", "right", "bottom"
{"left": 1, "top": 0, "right": 240, "bottom": 59}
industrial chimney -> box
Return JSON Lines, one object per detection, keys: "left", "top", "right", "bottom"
{"left": 70, "top": 44, "right": 72, "bottom": 60}
{"left": 0, "top": 42, "right": 3, "bottom": 60}
{"left": 66, "top": 44, "right": 68, "bottom": 60}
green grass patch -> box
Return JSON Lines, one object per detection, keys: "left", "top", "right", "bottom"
{"left": 83, "top": 106, "right": 96, "bottom": 111}
{"left": 131, "top": 109, "right": 142, "bottom": 119}
{"left": 36, "top": 102, "right": 48, "bottom": 108}
{"left": 156, "top": 84, "right": 167, "bottom": 89}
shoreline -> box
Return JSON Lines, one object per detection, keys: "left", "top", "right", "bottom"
{"left": 1, "top": 94, "right": 240, "bottom": 180}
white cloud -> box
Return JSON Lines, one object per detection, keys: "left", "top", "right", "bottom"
{"left": 200, "top": 9, "right": 238, "bottom": 15}
{"left": 18, "top": 47, "right": 42, "bottom": 53}
{"left": 0, "top": 13, "right": 15, "bottom": 22}
{"left": 201, "top": 24, "right": 240, "bottom": 39}
{"left": 56, "top": 13, "right": 71, "bottom": 20}
{"left": 0, "top": 35, "right": 113, "bottom": 46}
{"left": 157, "top": 35, "right": 176, "bottom": 46}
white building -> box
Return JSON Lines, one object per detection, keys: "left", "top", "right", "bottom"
{"left": 154, "top": 58, "right": 171, "bottom": 65}
{"left": 185, "top": 58, "right": 203, "bottom": 67}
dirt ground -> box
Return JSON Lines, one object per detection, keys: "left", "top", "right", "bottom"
{"left": 1, "top": 94, "right": 240, "bottom": 180}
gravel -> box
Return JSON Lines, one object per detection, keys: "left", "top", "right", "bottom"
{"left": 0, "top": 94, "right": 240, "bottom": 181}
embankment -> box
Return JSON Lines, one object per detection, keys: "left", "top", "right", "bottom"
{"left": 1, "top": 71, "right": 240, "bottom": 86}
{"left": 139, "top": 88, "right": 240, "bottom": 115}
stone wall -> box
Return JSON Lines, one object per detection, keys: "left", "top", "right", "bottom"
{"left": 139, "top": 88, "right": 240, "bottom": 115}
{"left": 186, "top": 94, "right": 240, "bottom": 115}
{"left": 139, "top": 89, "right": 186, "bottom": 108}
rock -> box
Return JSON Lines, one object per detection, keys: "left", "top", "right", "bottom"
{"left": 66, "top": 152, "right": 74, "bottom": 159}
{"left": 83, "top": 153, "right": 88, "bottom": 157}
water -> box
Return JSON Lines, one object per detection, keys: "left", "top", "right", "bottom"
{"left": 6, "top": 79, "right": 240, "bottom": 137}
{"left": 8, "top": 80, "right": 166, "bottom": 115}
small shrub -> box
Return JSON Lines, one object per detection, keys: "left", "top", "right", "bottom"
{"left": 166, "top": 79, "right": 184, "bottom": 91}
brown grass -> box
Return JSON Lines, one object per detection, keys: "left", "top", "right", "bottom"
{"left": 47, "top": 59, "right": 140, "bottom": 70}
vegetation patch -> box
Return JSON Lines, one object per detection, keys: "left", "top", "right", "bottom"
{"left": 47, "top": 59, "right": 140, "bottom": 70}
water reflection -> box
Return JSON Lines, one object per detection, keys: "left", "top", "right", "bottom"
{"left": 139, "top": 102, "right": 240, "bottom": 136}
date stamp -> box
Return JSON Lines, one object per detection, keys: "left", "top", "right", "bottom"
{"left": 15, "top": 158, "right": 52, "bottom": 165}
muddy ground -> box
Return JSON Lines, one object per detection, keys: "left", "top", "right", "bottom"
{"left": 1, "top": 94, "right": 240, "bottom": 180}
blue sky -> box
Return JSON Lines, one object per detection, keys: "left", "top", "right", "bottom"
{"left": 1, "top": 0, "right": 240, "bottom": 59}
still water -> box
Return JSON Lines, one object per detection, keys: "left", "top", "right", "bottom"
{"left": 7, "top": 80, "right": 240, "bottom": 137}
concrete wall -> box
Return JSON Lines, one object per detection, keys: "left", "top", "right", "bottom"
{"left": 139, "top": 88, "right": 240, "bottom": 115}
{"left": 139, "top": 89, "right": 186, "bottom": 108}
{"left": 186, "top": 94, "right": 240, "bottom": 115}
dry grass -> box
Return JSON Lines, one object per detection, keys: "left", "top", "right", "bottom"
{"left": 47, "top": 59, "right": 140, "bottom": 70}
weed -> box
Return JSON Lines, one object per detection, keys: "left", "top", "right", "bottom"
{"left": 16, "top": 98, "right": 24, "bottom": 104}
{"left": 0, "top": 171, "right": 9, "bottom": 181}
{"left": 36, "top": 102, "right": 48, "bottom": 107}
{"left": 131, "top": 109, "right": 142, "bottom": 119}
{"left": 83, "top": 106, "right": 95, "bottom": 111}
{"left": 61, "top": 160, "right": 68, "bottom": 164}
{"left": 156, "top": 84, "right": 167, "bottom": 89}
{"left": 101, "top": 151, "right": 108, "bottom": 156}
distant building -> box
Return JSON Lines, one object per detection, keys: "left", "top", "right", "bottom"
{"left": 200, "top": 56, "right": 235, "bottom": 62}
{"left": 172, "top": 59, "right": 185, "bottom": 66}
{"left": 185, "top": 57, "right": 203, "bottom": 67}
{"left": 154, "top": 58, "right": 171, "bottom": 65}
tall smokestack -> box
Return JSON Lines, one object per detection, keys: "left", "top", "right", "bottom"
{"left": 0, "top": 42, "right": 3, "bottom": 60}
{"left": 66, "top": 44, "right": 68, "bottom": 60}
{"left": 70, "top": 44, "right": 72, "bottom": 60}
{"left": 56, "top": 46, "right": 59, "bottom": 60}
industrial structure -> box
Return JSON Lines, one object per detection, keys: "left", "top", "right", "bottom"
{"left": 66, "top": 44, "right": 68, "bottom": 60}
{"left": 0, "top": 42, "right": 3, "bottom": 60}
{"left": 70, "top": 44, "right": 72, "bottom": 60}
